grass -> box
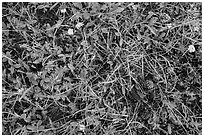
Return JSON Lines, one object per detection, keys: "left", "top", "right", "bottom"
{"left": 2, "top": 2, "right": 202, "bottom": 135}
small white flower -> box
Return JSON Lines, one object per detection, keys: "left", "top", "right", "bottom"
{"left": 188, "top": 45, "right": 195, "bottom": 53}
{"left": 166, "top": 23, "right": 172, "bottom": 29}
{"left": 67, "top": 28, "right": 74, "bottom": 35}
{"left": 61, "top": 8, "right": 66, "bottom": 13}
{"left": 79, "top": 124, "right": 85, "bottom": 131}
{"left": 18, "top": 88, "right": 24, "bottom": 93}
{"left": 76, "top": 22, "right": 84, "bottom": 29}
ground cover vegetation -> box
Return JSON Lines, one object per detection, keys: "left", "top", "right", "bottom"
{"left": 2, "top": 2, "right": 202, "bottom": 135}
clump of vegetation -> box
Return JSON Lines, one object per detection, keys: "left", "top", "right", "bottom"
{"left": 2, "top": 2, "right": 202, "bottom": 135}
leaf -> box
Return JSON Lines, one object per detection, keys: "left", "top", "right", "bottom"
{"left": 2, "top": 22, "right": 7, "bottom": 30}
{"left": 91, "top": 3, "right": 100, "bottom": 12}
{"left": 81, "top": 40, "right": 88, "bottom": 47}
{"left": 14, "top": 64, "right": 21, "bottom": 68}
{"left": 79, "top": 124, "right": 85, "bottom": 131}
{"left": 112, "top": 7, "right": 124, "bottom": 13}
{"left": 22, "top": 61, "right": 30, "bottom": 71}
{"left": 33, "top": 58, "right": 42, "bottom": 64}
{"left": 61, "top": 95, "right": 66, "bottom": 101}
{"left": 83, "top": 12, "right": 90, "bottom": 20}
{"left": 75, "top": 22, "right": 84, "bottom": 29}
{"left": 145, "top": 24, "right": 157, "bottom": 36}
{"left": 191, "top": 121, "right": 202, "bottom": 129}
{"left": 44, "top": 78, "right": 50, "bottom": 82}
{"left": 70, "top": 121, "right": 78, "bottom": 127}
{"left": 38, "top": 126, "right": 45, "bottom": 130}
{"left": 94, "top": 119, "right": 100, "bottom": 126}
{"left": 121, "top": 106, "right": 127, "bottom": 115}
{"left": 119, "top": 38, "right": 123, "bottom": 46}
{"left": 27, "top": 125, "right": 37, "bottom": 131}
{"left": 20, "top": 43, "right": 29, "bottom": 48}
{"left": 2, "top": 57, "right": 7, "bottom": 62}
{"left": 55, "top": 20, "right": 63, "bottom": 28}
{"left": 68, "top": 102, "right": 77, "bottom": 113}
{"left": 73, "top": 2, "right": 82, "bottom": 9}
{"left": 68, "top": 63, "right": 75, "bottom": 72}
{"left": 8, "top": 66, "right": 14, "bottom": 74}
{"left": 37, "top": 120, "right": 43, "bottom": 127}
{"left": 26, "top": 72, "right": 33, "bottom": 78}
{"left": 31, "top": 78, "right": 38, "bottom": 85}
{"left": 132, "top": 4, "right": 139, "bottom": 10}
{"left": 25, "top": 115, "right": 31, "bottom": 123}
{"left": 2, "top": 22, "right": 9, "bottom": 36}
{"left": 92, "top": 34, "right": 99, "bottom": 40}
{"left": 37, "top": 4, "right": 50, "bottom": 10}
{"left": 122, "top": 86, "right": 126, "bottom": 96}
{"left": 164, "top": 100, "right": 176, "bottom": 109}
{"left": 115, "top": 32, "right": 120, "bottom": 36}
{"left": 50, "top": 2, "right": 59, "bottom": 10}
{"left": 101, "top": 4, "right": 108, "bottom": 10}
{"left": 21, "top": 113, "right": 26, "bottom": 119}
{"left": 146, "top": 11, "right": 155, "bottom": 21}
{"left": 101, "top": 28, "right": 108, "bottom": 33}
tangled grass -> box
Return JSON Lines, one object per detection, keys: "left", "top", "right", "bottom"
{"left": 2, "top": 2, "right": 202, "bottom": 135}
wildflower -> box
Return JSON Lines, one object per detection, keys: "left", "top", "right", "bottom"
{"left": 67, "top": 28, "right": 74, "bottom": 35}
{"left": 61, "top": 8, "right": 66, "bottom": 13}
{"left": 76, "top": 22, "right": 84, "bottom": 29}
{"left": 188, "top": 45, "right": 195, "bottom": 53}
